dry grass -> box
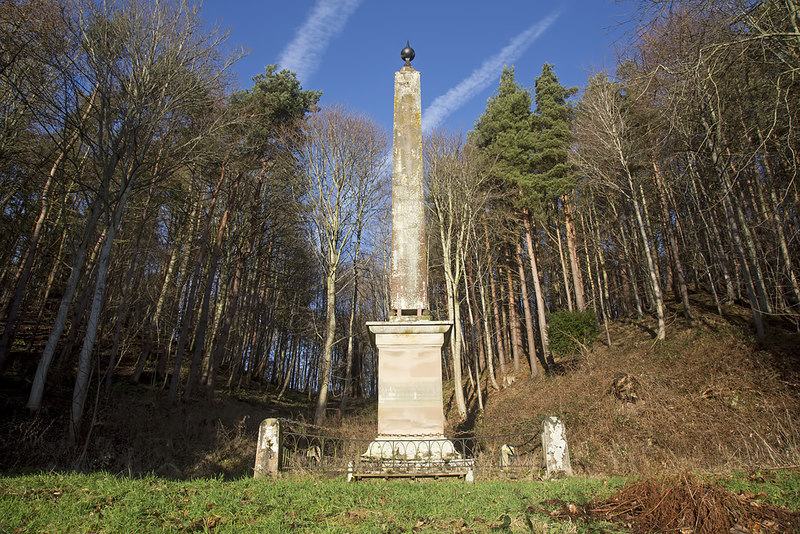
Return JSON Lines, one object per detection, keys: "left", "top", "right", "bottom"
{"left": 470, "top": 296, "right": 800, "bottom": 476}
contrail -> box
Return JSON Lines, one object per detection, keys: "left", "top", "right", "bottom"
{"left": 422, "top": 9, "right": 562, "bottom": 133}
{"left": 277, "top": 0, "right": 363, "bottom": 82}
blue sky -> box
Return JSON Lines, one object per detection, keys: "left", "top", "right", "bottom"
{"left": 200, "top": 1, "right": 633, "bottom": 134}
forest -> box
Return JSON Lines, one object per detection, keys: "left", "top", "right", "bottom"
{"left": 1, "top": 0, "right": 798, "bottom": 452}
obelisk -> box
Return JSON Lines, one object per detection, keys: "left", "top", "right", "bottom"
{"left": 390, "top": 42, "right": 428, "bottom": 319}
{"left": 365, "top": 43, "right": 454, "bottom": 462}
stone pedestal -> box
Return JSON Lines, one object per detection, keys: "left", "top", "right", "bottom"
{"left": 364, "top": 321, "right": 455, "bottom": 460}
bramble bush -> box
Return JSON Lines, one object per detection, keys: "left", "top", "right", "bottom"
{"left": 547, "top": 309, "right": 599, "bottom": 357}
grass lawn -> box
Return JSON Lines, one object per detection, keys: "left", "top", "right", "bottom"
{"left": 0, "top": 472, "right": 625, "bottom": 533}
{"left": 2, "top": 471, "right": 798, "bottom": 533}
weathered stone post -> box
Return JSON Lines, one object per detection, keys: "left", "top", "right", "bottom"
{"left": 254, "top": 418, "right": 281, "bottom": 478}
{"left": 499, "top": 444, "right": 516, "bottom": 470}
{"left": 542, "top": 416, "right": 572, "bottom": 478}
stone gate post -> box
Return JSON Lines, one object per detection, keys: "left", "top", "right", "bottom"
{"left": 254, "top": 418, "right": 281, "bottom": 478}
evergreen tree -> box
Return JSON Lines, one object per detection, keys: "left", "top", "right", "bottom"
{"left": 473, "top": 67, "right": 548, "bottom": 376}
{"left": 529, "top": 63, "right": 577, "bottom": 200}
{"left": 531, "top": 64, "right": 586, "bottom": 313}
{"left": 472, "top": 66, "right": 534, "bottom": 191}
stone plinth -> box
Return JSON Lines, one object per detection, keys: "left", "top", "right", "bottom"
{"left": 368, "top": 321, "right": 450, "bottom": 437}
{"left": 365, "top": 321, "right": 453, "bottom": 459}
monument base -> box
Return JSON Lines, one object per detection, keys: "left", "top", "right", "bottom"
{"left": 357, "top": 437, "right": 474, "bottom": 481}
{"left": 362, "top": 437, "right": 458, "bottom": 461}
{"left": 362, "top": 320, "right": 461, "bottom": 475}
{"left": 366, "top": 320, "right": 452, "bottom": 437}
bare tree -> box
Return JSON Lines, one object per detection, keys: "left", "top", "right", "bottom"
{"left": 17, "top": 0, "right": 236, "bottom": 443}
{"left": 425, "top": 131, "right": 493, "bottom": 420}
{"left": 573, "top": 74, "right": 666, "bottom": 340}
{"left": 291, "top": 105, "right": 388, "bottom": 426}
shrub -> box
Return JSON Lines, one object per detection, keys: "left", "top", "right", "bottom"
{"left": 547, "top": 309, "right": 599, "bottom": 357}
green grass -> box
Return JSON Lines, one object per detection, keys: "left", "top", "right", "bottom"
{"left": 721, "top": 469, "right": 800, "bottom": 509}
{"left": 3, "top": 471, "right": 798, "bottom": 532}
{"left": 0, "top": 472, "right": 629, "bottom": 533}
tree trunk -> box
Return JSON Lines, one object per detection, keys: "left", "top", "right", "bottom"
{"left": 167, "top": 178, "right": 225, "bottom": 402}
{"left": 590, "top": 206, "right": 613, "bottom": 345}
{"left": 476, "top": 262, "right": 499, "bottom": 390}
{"left": 277, "top": 333, "right": 300, "bottom": 399}
{"left": 755, "top": 126, "right": 800, "bottom": 309}
{"left": 0, "top": 89, "right": 97, "bottom": 366}
{"left": 629, "top": 172, "right": 666, "bottom": 340}
{"left": 515, "top": 239, "right": 540, "bottom": 378}
{"left": 103, "top": 181, "right": 157, "bottom": 393}
{"left": 653, "top": 160, "right": 693, "bottom": 319}
{"left": 69, "top": 178, "right": 133, "bottom": 445}
{"left": 314, "top": 267, "right": 337, "bottom": 426}
{"left": 26, "top": 194, "right": 105, "bottom": 410}
{"left": 28, "top": 225, "right": 67, "bottom": 354}
{"left": 207, "top": 174, "right": 263, "bottom": 398}
{"left": 340, "top": 225, "right": 362, "bottom": 414}
{"left": 687, "top": 159, "right": 736, "bottom": 302}
{"left": 440, "top": 229, "right": 468, "bottom": 420}
{"left": 700, "top": 114, "right": 765, "bottom": 337}
{"left": 484, "top": 223, "right": 506, "bottom": 376}
{"left": 523, "top": 213, "right": 550, "bottom": 367}
{"left": 563, "top": 195, "right": 586, "bottom": 311}
{"left": 132, "top": 231, "right": 179, "bottom": 383}
{"left": 0, "top": 154, "right": 61, "bottom": 364}
{"left": 184, "top": 199, "right": 232, "bottom": 400}
{"left": 581, "top": 214, "right": 599, "bottom": 317}
{"left": 555, "top": 224, "right": 574, "bottom": 311}
{"left": 504, "top": 254, "right": 522, "bottom": 373}
{"left": 731, "top": 180, "right": 772, "bottom": 314}
{"left": 464, "top": 256, "right": 486, "bottom": 372}
{"left": 615, "top": 206, "right": 643, "bottom": 319}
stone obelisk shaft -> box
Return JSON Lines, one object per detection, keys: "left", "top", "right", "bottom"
{"left": 390, "top": 65, "right": 428, "bottom": 316}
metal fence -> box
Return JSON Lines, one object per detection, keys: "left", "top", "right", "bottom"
{"left": 277, "top": 419, "right": 544, "bottom": 479}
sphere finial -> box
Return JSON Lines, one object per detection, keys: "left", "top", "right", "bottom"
{"left": 400, "top": 41, "right": 415, "bottom": 66}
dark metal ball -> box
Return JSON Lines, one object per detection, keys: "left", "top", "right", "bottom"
{"left": 400, "top": 41, "right": 415, "bottom": 64}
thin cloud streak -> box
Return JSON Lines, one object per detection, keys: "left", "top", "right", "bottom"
{"left": 422, "top": 10, "right": 562, "bottom": 133}
{"left": 277, "top": 0, "right": 363, "bottom": 82}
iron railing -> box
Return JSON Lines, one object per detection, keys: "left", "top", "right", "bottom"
{"left": 278, "top": 419, "right": 543, "bottom": 479}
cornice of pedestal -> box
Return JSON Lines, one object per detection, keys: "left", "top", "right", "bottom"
{"left": 366, "top": 320, "right": 452, "bottom": 335}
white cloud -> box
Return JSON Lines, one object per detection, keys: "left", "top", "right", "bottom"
{"left": 277, "top": 0, "right": 363, "bottom": 82}
{"left": 421, "top": 9, "right": 562, "bottom": 133}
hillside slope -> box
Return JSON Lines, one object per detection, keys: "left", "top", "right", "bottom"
{"left": 469, "top": 297, "right": 800, "bottom": 475}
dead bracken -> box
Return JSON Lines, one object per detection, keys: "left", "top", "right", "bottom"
{"left": 536, "top": 473, "right": 800, "bottom": 533}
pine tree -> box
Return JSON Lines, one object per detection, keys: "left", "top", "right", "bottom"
{"left": 472, "top": 66, "right": 534, "bottom": 190}
{"left": 473, "top": 67, "right": 545, "bottom": 376}
{"left": 531, "top": 64, "right": 586, "bottom": 313}
{"left": 529, "top": 64, "right": 577, "bottom": 198}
